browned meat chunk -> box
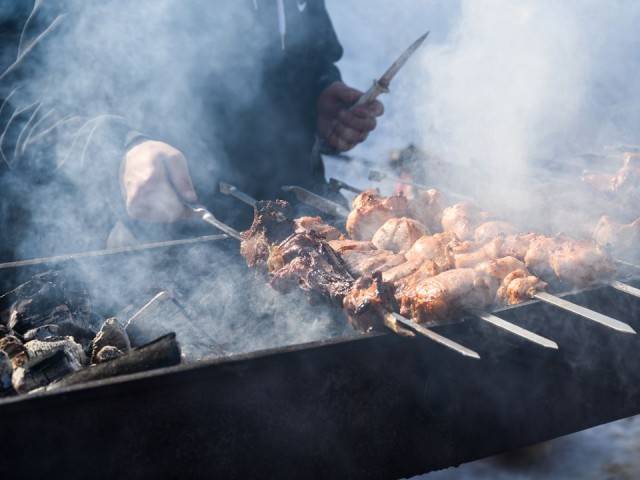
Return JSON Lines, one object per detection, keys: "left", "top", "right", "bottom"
{"left": 294, "top": 216, "right": 345, "bottom": 241}
{"left": 382, "top": 258, "right": 440, "bottom": 298}
{"left": 407, "top": 188, "right": 446, "bottom": 233}
{"left": 404, "top": 232, "right": 458, "bottom": 271}
{"left": 346, "top": 190, "right": 408, "bottom": 240}
{"left": 523, "top": 235, "right": 561, "bottom": 278}
{"left": 340, "top": 250, "right": 406, "bottom": 278}
{"left": 441, "top": 202, "right": 492, "bottom": 241}
{"left": 474, "top": 221, "right": 520, "bottom": 243}
{"left": 548, "top": 240, "right": 615, "bottom": 287}
{"left": 500, "top": 233, "right": 536, "bottom": 259}
{"left": 371, "top": 217, "right": 429, "bottom": 253}
{"left": 593, "top": 215, "right": 640, "bottom": 259}
{"left": 327, "top": 239, "right": 376, "bottom": 254}
{"left": 497, "top": 270, "right": 547, "bottom": 306}
{"left": 451, "top": 237, "right": 503, "bottom": 269}
{"left": 399, "top": 269, "right": 493, "bottom": 324}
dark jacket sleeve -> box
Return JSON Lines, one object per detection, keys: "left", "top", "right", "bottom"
{"left": 309, "top": 0, "right": 344, "bottom": 99}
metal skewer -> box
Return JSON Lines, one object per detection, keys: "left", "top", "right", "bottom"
{"left": 219, "top": 181, "right": 257, "bottom": 207}
{"left": 328, "top": 178, "right": 364, "bottom": 194}
{"left": 386, "top": 312, "right": 481, "bottom": 359}
{"left": 533, "top": 291, "right": 636, "bottom": 334}
{"left": 474, "top": 312, "right": 558, "bottom": 349}
{"left": 281, "top": 185, "right": 349, "bottom": 218}
{"left": 609, "top": 280, "right": 640, "bottom": 299}
{"left": 183, "top": 203, "right": 244, "bottom": 241}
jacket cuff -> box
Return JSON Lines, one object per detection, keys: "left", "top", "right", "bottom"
{"left": 123, "top": 131, "right": 150, "bottom": 151}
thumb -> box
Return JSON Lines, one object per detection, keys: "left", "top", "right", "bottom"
{"left": 164, "top": 153, "right": 197, "bottom": 203}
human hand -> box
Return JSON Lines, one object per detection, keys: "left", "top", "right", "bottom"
{"left": 317, "top": 81, "right": 384, "bottom": 152}
{"left": 120, "top": 140, "right": 197, "bottom": 222}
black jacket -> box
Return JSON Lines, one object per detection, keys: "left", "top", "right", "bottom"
{"left": 0, "top": 0, "right": 343, "bottom": 255}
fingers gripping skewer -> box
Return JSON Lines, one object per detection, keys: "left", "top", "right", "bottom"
{"left": 534, "top": 291, "right": 636, "bottom": 334}
{"left": 474, "top": 312, "right": 558, "bottom": 349}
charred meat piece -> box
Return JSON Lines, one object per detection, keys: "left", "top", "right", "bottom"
{"left": 294, "top": 216, "right": 345, "bottom": 241}
{"left": 407, "top": 188, "right": 446, "bottom": 233}
{"left": 346, "top": 189, "right": 408, "bottom": 240}
{"left": 371, "top": 217, "right": 429, "bottom": 254}
{"left": 404, "top": 232, "right": 458, "bottom": 271}
{"left": 593, "top": 215, "right": 640, "bottom": 259}
{"left": 241, "top": 200, "right": 295, "bottom": 269}
{"left": 343, "top": 272, "right": 396, "bottom": 333}
{"left": 268, "top": 232, "right": 355, "bottom": 307}
{"left": 399, "top": 269, "right": 493, "bottom": 324}
{"left": 441, "top": 202, "right": 492, "bottom": 241}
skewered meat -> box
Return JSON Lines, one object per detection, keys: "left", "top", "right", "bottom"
{"left": 371, "top": 217, "right": 429, "bottom": 254}
{"left": 382, "top": 258, "right": 441, "bottom": 297}
{"left": 328, "top": 239, "right": 376, "bottom": 254}
{"left": 342, "top": 272, "right": 396, "bottom": 333}
{"left": 441, "top": 202, "right": 492, "bottom": 241}
{"left": 581, "top": 152, "right": 640, "bottom": 194}
{"left": 407, "top": 188, "right": 446, "bottom": 233}
{"left": 268, "top": 231, "right": 354, "bottom": 306}
{"left": 523, "top": 235, "right": 562, "bottom": 278}
{"left": 548, "top": 240, "right": 615, "bottom": 287}
{"left": 451, "top": 237, "right": 503, "bottom": 269}
{"left": 404, "top": 232, "right": 458, "bottom": 271}
{"left": 340, "top": 249, "right": 406, "bottom": 278}
{"left": 400, "top": 269, "right": 493, "bottom": 324}
{"left": 593, "top": 215, "right": 640, "bottom": 258}
{"left": 474, "top": 221, "right": 520, "bottom": 244}
{"left": 294, "top": 216, "right": 345, "bottom": 241}
{"left": 346, "top": 189, "right": 408, "bottom": 240}
{"left": 497, "top": 270, "right": 547, "bottom": 306}
{"left": 500, "top": 232, "right": 537, "bottom": 259}
{"left": 241, "top": 200, "right": 295, "bottom": 268}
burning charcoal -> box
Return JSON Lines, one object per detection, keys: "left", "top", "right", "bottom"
{"left": 0, "top": 351, "right": 13, "bottom": 396}
{"left": 12, "top": 350, "right": 83, "bottom": 394}
{"left": 90, "top": 318, "right": 130, "bottom": 363}
{"left": 0, "top": 335, "right": 24, "bottom": 358}
{"left": 125, "top": 291, "right": 225, "bottom": 362}
{"left": 12, "top": 337, "right": 86, "bottom": 371}
{"left": 23, "top": 324, "right": 65, "bottom": 342}
{"left": 0, "top": 270, "right": 95, "bottom": 334}
{"left": 46, "top": 333, "right": 181, "bottom": 390}
{"left": 93, "top": 346, "right": 123, "bottom": 363}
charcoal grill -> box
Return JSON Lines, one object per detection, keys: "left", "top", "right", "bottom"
{"left": 1, "top": 235, "right": 640, "bottom": 479}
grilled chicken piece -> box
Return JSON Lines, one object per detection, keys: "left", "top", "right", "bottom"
{"left": 441, "top": 202, "right": 492, "bottom": 241}
{"left": 399, "top": 269, "right": 493, "bottom": 324}
{"left": 241, "top": 200, "right": 295, "bottom": 268}
{"left": 407, "top": 188, "right": 446, "bottom": 233}
{"left": 500, "top": 233, "right": 537, "bottom": 259}
{"left": 497, "top": 270, "right": 547, "bottom": 306}
{"left": 549, "top": 240, "right": 615, "bottom": 287}
{"left": 474, "top": 256, "right": 526, "bottom": 285}
{"left": 268, "top": 231, "right": 354, "bottom": 307}
{"left": 450, "top": 237, "right": 503, "bottom": 269}
{"left": 382, "top": 258, "right": 441, "bottom": 298}
{"left": 404, "top": 232, "right": 458, "bottom": 271}
{"left": 340, "top": 249, "right": 406, "bottom": 278}
{"left": 342, "top": 272, "right": 396, "bottom": 333}
{"left": 371, "top": 217, "right": 429, "bottom": 254}
{"left": 294, "top": 216, "right": 344, "bottom": 241}
{"left": 593, "top": 215, "right": 640, "bottom": 258}
{"left": 327, "top": 239, "right": 376, "bottom": 254}
{"left": 474, "top": 221, "right": 520, "bottom": 243}
{"left": 523, "top": 235, "right": 562, "bottom": 278}
{"left": 581, "top": 152, "right": 640, "bottom": 194}
{"left": 346, "top": 189, "right": 408, "bottom": 240}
